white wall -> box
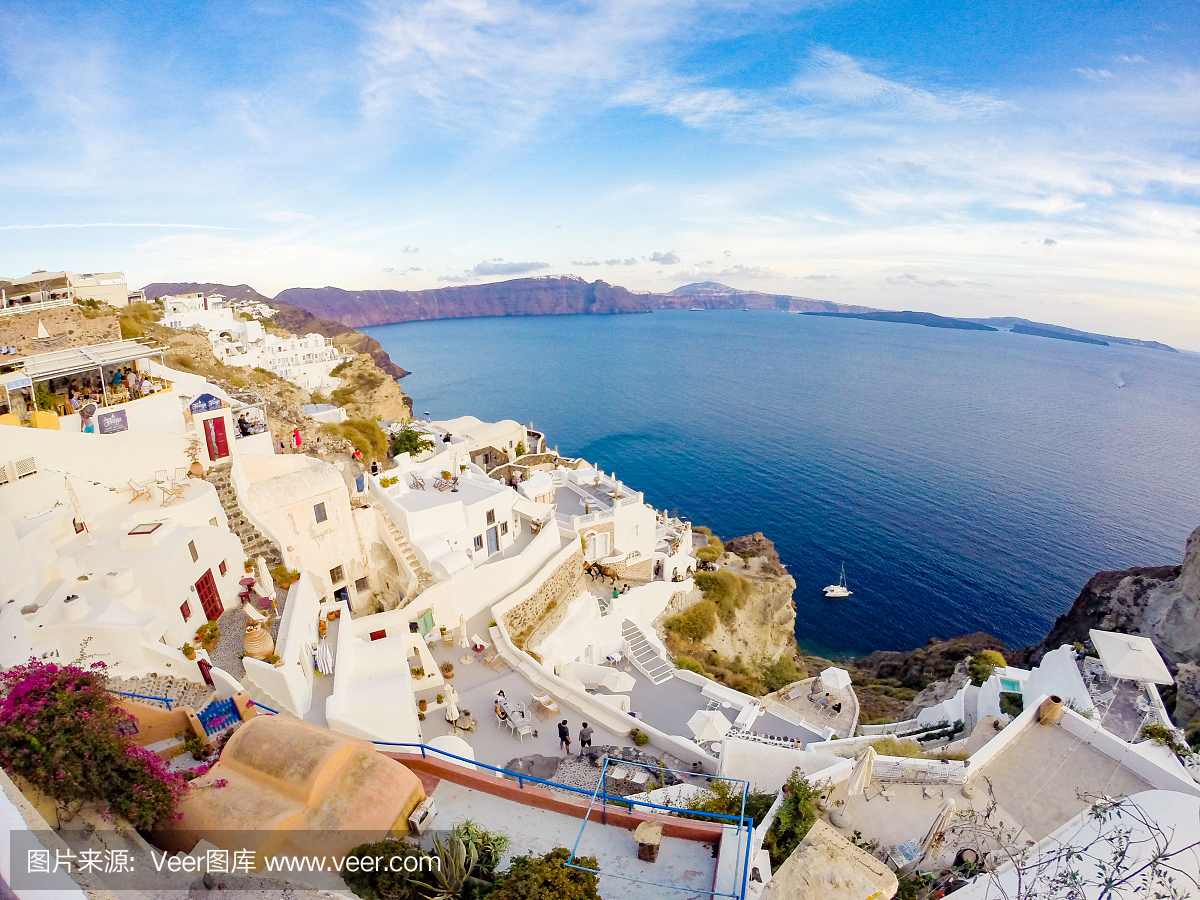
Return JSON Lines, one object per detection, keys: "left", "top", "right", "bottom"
{"left": 240, "top": 574, "right": 322, "bottom": 716}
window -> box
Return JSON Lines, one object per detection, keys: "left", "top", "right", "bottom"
{"left": 369, "top": 629, "right": 386, "bottom": 641}
{"left": 314, "top": 502, "right": 327, "bottom": 523}
{"left": 486, "top": 509, "right": 496, "bottom": 525}
{"left": 189, "top": 540, "right": 198, "bottom": 563}
{"left": 473, "top": 535, "right": 484, "bottom": 551}
{"left": 219, "top": 560, "right": 228, "bottom": 576}
{"left": 128, "top": 523, "right": 162, "bottom": 535}
{"left": 180, "top": 601, "right": 191, "bottom": 620}
{"left": 330, "top": 565, "right": 345, "bottom": 585}
{"left": 500, "top": 522, "right": 508, "bottom": 536}
{"left": 355, "top": 577, "right": 369, "bottom": 593}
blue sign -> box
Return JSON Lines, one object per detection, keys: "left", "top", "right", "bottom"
{"left": 3, "top": 376, "right": 31, "bottom": 392}
{"left": 189, "top": 393, "right": 224, "bottom": 414}
{"left": 97, "top": 409, "right": 129, "bottom": 434}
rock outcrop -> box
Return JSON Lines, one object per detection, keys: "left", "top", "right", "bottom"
{"left": 273, "top": 277, "right": 874, "bottom": 329}
{"left": 702, "top": 548, "right": 798, "bottom": 664}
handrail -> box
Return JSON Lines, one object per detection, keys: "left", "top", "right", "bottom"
{"left": 373, "top": 740, "right": 749, "bottom": 825}
{"left": 247, "top": 699, "right": 279, "bottom": 714}
{"left": 108, "top": 690, "right": 174, "bottom": 710}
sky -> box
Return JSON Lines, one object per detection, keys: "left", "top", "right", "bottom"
{"left": 0, "top": 0, "right": 1198, "bottom": 345}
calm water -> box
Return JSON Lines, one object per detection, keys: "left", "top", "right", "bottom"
{"left": 367, "top": 311, "right": 1200, "bottom": 657}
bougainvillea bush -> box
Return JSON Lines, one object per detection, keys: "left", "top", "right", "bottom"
{"left": 0, "top": 660, "right": 187, "bottom": 829}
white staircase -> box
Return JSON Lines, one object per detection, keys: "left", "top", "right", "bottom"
{"left": 622, "top": 619, "right": 675, "bottom": 685}
{"left": 377, "top": 507, "right": 433, "bottom": 606}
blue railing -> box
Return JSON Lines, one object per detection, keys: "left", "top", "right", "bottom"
{"left": 371, "top": 740, "right": 754, "bottom": 899}
{"left": 248, "top": 699, "right": 279, "bottom": 715}
{"left": 108, "top": 690, "right": 174, "bottom": 711}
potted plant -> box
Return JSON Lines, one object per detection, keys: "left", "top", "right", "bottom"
{"left": 441, "top": 661, "right": 454, "bottom": 679}
{"left": 195, "top": 621, "right": 220, "bottom": 650}
{"left": 436, "top": 693, "right": 444, "bottom": 704}
{"left": 185, "top": 436, "right": 204, "bottom": 478}
{"left": 244, "top": 557, "right": 255, "bottom": 573}
{"left": 441, "top": 470, "right": 453, "bottom": 479}
{"left": 182, "top": 643, "right": 196, "bottom": 660}
{"left": 418, "top": 698, "right": 428, "bottom": 712}
{"left": 267, "top": 654, "right": 282, "bottom": 667}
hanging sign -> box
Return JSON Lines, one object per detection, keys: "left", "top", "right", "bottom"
{"left": 97, "top": 409, "right": 129, "bottom": 434}
{"left": 189, "top": 393, "right": 224, "bottom": 414}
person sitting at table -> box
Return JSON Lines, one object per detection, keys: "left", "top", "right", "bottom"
{"left": 495, "top": 689, "right": 506, "bottom": 704}
{"left": 140, "top": 375, "right": 155, "bottom": 395}
{"left": 832, "top": 701, "right": 843, "bottom": 714}
{"left": 818, "top": 693, "right": 831, "bottom": 708}
{"left": 238, "top": 414, "right": 252, "bottom": 437}
{"left": 494, "top": 700, "right": 508, "bottom": 722}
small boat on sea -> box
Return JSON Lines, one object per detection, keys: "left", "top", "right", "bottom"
{"left": 823, "top": 564, "right": 852, "bottom": 598}
{"left": 689, "top": 307, "right": 706, "bottom": 311}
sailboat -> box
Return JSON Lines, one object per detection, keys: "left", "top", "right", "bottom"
{"left": 823, "top": 564, "right": 852, "bottom": 598}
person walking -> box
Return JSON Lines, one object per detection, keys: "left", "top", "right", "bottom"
{"left": 292, "top": 427, "right": 302, "bottom": 453}
{"left": 278, "top": 438, "right": 286, "bottom": 455}
{"left": 558, "top": 719, "right": 572, "bottom": 755}
{"left": 314, "top": 436, "right": 325, "bottom": 459}
{"left": 578, "top": 722, "right": 592, "bottom": 750}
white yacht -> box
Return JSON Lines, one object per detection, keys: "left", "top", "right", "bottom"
{"left": 823, "top": 564, "right": 852, "bottom": 598}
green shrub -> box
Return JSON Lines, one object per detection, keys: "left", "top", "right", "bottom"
{"left": 999, "top": 692, "right": 1023, "bottom": 718}
{"left": 674, "top": 655, "right": 706, "bottom": 675}
{"left": 629, "top": 727, "right": 650, "bottom": 746}
{"left": 515, "top": 441, "right": 527, "bottom": 457}
{"left": 681, "top": 779, "right": 775, "bottom": 827}
{"left": 696, "top": 544, "right": 723, "bottom": 563}
{"left": 695, "top": 570, "right": 752, "bottom": 624}
{"left": 1139, "top": 722, "right": 1188, "bottom": 755}
{"left": 757, "top": 655, "right": 807, "bottom": 693}
{"left": 762, "top": 772, "right": 828, "bottom": 868}
{"left": 968, "top": 649, "right": 1007, "bottom": 686}
{"left": 390, "top": 424, "right": 435, "bottom": 458}
{"left": 665, "top": 599, "right": 717, "bottom": 642}
{"left": 326, "top": 417, "right": 389, "bottom": 459}
{"left": 342, "top": 837, "right": 427, "bottom": 900}
{"left": 490, "top": 848, "right": 601, "bottom": 900}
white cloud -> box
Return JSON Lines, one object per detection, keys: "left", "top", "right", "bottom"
{"left": 1073, "top": 68, "right": 1115, "bottom": 80}
{"left": 649, "top": 250, "right": 680, "bottom": 264}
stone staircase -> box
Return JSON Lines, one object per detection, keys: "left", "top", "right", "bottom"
{"left": 378, "top": 506, "right": 433, "bottom": 606}
{"left": 108, "top": 673, "right": 216, "bottom": 711}
{"left": 206, "top": 463, "right": 283, "bottom": 569}
{"left": 622, "top": 619, "right": 675, "bottom": 685}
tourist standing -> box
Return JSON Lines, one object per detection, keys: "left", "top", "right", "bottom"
{"left": 558, "top": 719, "right": 572, "bottom": 755}
{"left": 578, "top": 722, "right": 592, "bottom": 749}
{"left": 278, "top": 438, "right": 286, "bottom": 454}
{"left": 314, "top": 437, "right": 325, "bottom": 459}
{"left": 292, "top": 427, "right": 302, "bottom": 453}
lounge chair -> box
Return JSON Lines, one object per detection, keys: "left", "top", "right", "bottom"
{"left": 531, "top": 692, "right": 560, "bottom": 717}
{"left": 160, "top": 480, "right": 186, "bottom": 506}
{"left": 154, "top": 469, "right": 168, "bottom": 484}
{"left": 127, "top": 479, "right": 151, "bottom": 503}
{"left": 409, "top": 475, "right": 425, "bottom": 491}
{"left": 484, "top": 648, "right": 509, "bottom": 671}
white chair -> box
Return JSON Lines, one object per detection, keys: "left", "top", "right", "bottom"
{"left": 174, "top": 467, "right": 190, "bottom": 482}
{"left": 127, "top": 479, "right": 151, "bottom": 503}
{"left": 608, "top": 766, "right": 630, "bottom": 784}
{"left": 515, "top": 722, "right": 533, "bottom": 742}
{"left": 160, "top": 480, "right": 186, "bottom": 506}
{"left": 154, "top": 470, "right": 168, "bottom": 484}
{"left": 628, "top": 769, "right": 650, "bottom": 788}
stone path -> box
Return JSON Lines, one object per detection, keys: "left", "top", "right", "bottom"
{"left": 108, "top": 673, "right": 215, "bottom": 711}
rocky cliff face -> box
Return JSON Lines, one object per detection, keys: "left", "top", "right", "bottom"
{"left": 273, "top": 277, "right": 875, "bottom": 328}
{"left": 703, "top": 535, "right": 798, "bottom": 663}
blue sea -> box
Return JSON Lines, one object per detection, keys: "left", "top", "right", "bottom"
{"left": 367, "top": 311, "right": 1200, "bottom": 658}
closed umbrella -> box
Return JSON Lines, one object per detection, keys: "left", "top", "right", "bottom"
{"left": 687, "top": 709, "right": 732, "bottom": 742}
{"left": 847, "top": 746, "right": 876, "bottom": 797}
{"left": 444, "top": 684, "right": 460, "bottom": 724}
{"left": 921, "top": 798, "right": 957, "bottom": 856}
{"left": 820, "top": 667, "right": 852, "bottom": 690}
{"left": 64, "top": 476, "right": 87, "bottom": 534}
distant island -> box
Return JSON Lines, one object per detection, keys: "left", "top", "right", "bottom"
{"left": 802, "top": 310, "right": 997, "bottom": 331}
{"left": 141, "top": 277, "right": 1177, "bottom": 354}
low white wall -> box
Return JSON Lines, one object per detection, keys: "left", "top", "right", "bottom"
{"left": 229, "top": 452, "right": 294, "bottom": 568}
{"left": 1059, "top": 707, "right": 1200, "bottom": 797}
{"left": 240, "top": 575, "right": 321, "bottom": 716}
{"left": 489, "top": 617, "right": 720, "bottom": 773}
{"left": 0, "top": 420, "right": 189, "bottom": 492}
{"left": 1021, "top": 645, "right": 1095, "bottom": 714}
{"left": 675, "top": 668, "right": 759, "bottom": 711}
{"left": 719, "top": 737, "right": 852, "bottom": 792}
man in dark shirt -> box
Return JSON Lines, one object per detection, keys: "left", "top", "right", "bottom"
{"left": 578, "top": 722, "right": 592, "bottom": 749}
{"left": 558, "top": 719, "right": 572, "bottom": 755}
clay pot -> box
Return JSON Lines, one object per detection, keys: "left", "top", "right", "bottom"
{"left": 244, "top": 623, "right": 275, "bottom": 660}
{"left": 1039, "top": 695, "right": 1064, "bottom": 726}
{"left": 189, "top": 461, "right": 205, "bottom": 478}
{"left": 418, "top": 699, "right": 428, "bottom": 712}
{"left": 183, "top": 646, "right": 196, "bottom": 660}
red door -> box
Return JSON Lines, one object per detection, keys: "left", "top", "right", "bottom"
{"left": 195, "top": 569, "right": 223, "bottom": 621}
{"left": 204, "top": 416, "right": 230, "bottom": 460}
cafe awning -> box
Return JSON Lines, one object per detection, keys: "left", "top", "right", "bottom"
{"left": 11, "top": 340, "right": 165, "bottom": 381}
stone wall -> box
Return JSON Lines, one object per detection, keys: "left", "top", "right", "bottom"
{"left": 0, "top": 306, "right": 120, "bottom": 355}
{"left": 504, "top": 547, "right": 583, "bottom": 648}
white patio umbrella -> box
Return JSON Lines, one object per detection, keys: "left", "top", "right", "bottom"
{"left": 1088, "top": 629, "right": 1174, "bottom": 685}
{"left": 599, "top": 668, "right": 636, "bottom": 693}
{"left": 687, "top": 709, "right": 732, "bottom": 742}
{"left": 444, "top": 684, "right": 460, "bottom": 724}
{"left": 921, "top": 798, "right": 957, "bottom": 856}
{"left": 458, "top": 614, "right": 469, "bottom": 648}
{"left": 847, "top": 746, "right": 876, "bottom": 797}
{"left": 821, "top": 666, "right": 852, "bottom": 691}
